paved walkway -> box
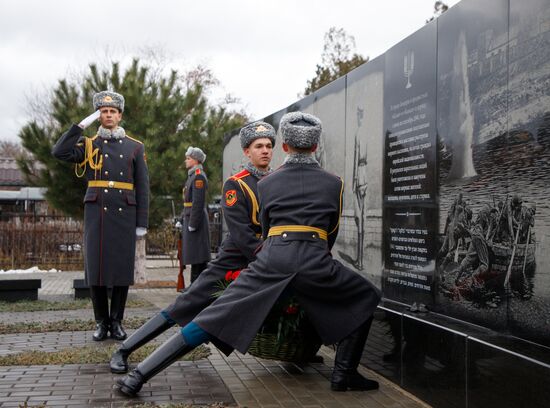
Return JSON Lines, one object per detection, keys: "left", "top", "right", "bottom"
{"left": 0, "top": 261, "right": 430, "bottom": 407}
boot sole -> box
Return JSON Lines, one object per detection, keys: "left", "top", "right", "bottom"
{"left": 331, "top": 384, "right": 348, "bottom": 392}
{"left": 110, "top": 366, "right": 128, "bottom": 374}
{"left": 117, "top": 384, "right": 139, "bottom": 397}
{"left": 92, "top": 336, "right": 108, "bottom": 342}
{"left": 116, "top": 378, "right": 140, "bottom": 397}
{"left": 111, "top": 335, "right": 127, "bottom": 341}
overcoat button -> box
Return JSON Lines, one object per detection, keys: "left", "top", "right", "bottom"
{"left": 282, "top": 233, "right": 287, "bottom": 238}
{"left": 103, "top": 207, "right": 107, "bottom": 211}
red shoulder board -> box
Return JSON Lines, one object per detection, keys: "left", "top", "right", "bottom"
{"left": 195, "top": 168, "right": 201, "bottom": 175}
{"left": 229, "top": 169, "right": 250, "bottom": 181}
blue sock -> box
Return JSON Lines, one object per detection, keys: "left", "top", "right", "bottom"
{"left": 160, "top": 310, "right": 176, "bottom": 325}
{"left": 181, "top": 322, "right": 211, "bottom": 346}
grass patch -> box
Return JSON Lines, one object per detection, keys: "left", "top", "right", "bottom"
{"left": 0, "top": 298, "right": 153, "bottom": 313}
{"left": 0, "top": 316, "right": 152, "bottom": 334}
{"left": 0, "top": 343, "right": 210, "bottom": 366}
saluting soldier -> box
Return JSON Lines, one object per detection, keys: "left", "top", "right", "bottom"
{"left": 181, "top": 146, "right": 210, "bottom": 283}
{"left": 110, "top": 122, "right": 275, "bottom": 374}
{"left": 52, "top": 91, "right": 149, "bottom": 342}
{"left": 116, "top": 112, "right": 381, "bottom": 396}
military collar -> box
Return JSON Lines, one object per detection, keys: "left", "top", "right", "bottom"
{"left": 244, "top": 162, "right": 271, "bottom": 179}
{"left": 188, "top": 164, "right": 204, "bottom": 176}
{"left": 97, "top": 126, "right": 126, "bottom": 140}
{"left": 283, "top": 153, "right": 319, "bottom": 166}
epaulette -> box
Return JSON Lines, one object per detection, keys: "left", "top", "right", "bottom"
{"left": 125, "top": 134, "right": 143, "bottom": 144}
{"left": 229, "top": 169, "right": 250, "bottom": 181}
{"left": 195, "top": 168, "right": 202, "bottom": 175}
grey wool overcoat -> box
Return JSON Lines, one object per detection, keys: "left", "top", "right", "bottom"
{"left": 193, "top": 162, "right": 381, "bottom": 354}
{"left": 52, "top": 124, "right": 149, "bottom": 286}
{"left": 181, "top": 167, "right": 211, "bottom": 265}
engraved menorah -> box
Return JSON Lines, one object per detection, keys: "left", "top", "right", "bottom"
{"left": 404, "top": 51, "right": 414, "bottom": 89}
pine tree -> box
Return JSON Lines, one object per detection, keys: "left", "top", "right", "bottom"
{"left": 303, "top": 27, "right": 368, "bottom": 96}
{"left": 17, "top": 59, "right": 246, "bottom": 226}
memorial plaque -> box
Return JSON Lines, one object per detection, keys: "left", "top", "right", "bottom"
{"left": 382, "top": 23, "right": 438, "bottom": 304}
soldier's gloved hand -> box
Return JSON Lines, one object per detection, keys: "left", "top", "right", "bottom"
{"left": 136, "top": 227, "right": 147, "bottom": 237}
{"left": 188, "top": 226, "right": 197, "bottom": 232}
{"left": 174, "top": 221, "right": 182, "bottom": 229}
{"left": 78, "top": 110, "right": 100, "bottom": 129}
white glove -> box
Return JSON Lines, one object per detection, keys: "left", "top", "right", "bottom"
{"left": 78, "top": 110, "right": 100, "bottom": 129}
{"left": 175, "top": 221, "right": 182, "bottom": 229}
{"left": 136, "top": 227, "right": 147, "bottom": 237}
{"left": 188, "top": 226, "right": 197, "bottom": 232}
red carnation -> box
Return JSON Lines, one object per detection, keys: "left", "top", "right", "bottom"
{"left": 225, "top": 271, "right": 233, "bottom": 281}
{"left": 232, "top": 270, "right": 241, "bottom": 280}
{"left": 285, "top": 305, "right": 298, "bottom": 315}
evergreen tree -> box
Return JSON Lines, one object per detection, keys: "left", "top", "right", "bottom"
{"left": 426, "top": 1, "right": 449, "bottom": 23}
{"left": 304, "top": 27, "right": 368, "bottom": 96}
{"left": 17, "top": 59, "right": 246, "bottom": 226}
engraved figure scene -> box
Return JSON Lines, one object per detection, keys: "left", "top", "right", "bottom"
{"left": 435, "top": 0, "right": 550, "bottom": 344}
{"left": 437, "top": 192, "right": 537, "bottom": 308}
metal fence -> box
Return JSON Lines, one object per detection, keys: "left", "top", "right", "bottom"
{"left": 0, "top": 214, "right": 84, "bottom": 270}
{"left": 0, "top": 205, "right": 224, "bottom": 270}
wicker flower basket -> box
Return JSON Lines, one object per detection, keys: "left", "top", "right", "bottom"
{"left": 214, "top": 271, "right": 322, "bottom": 362}
{"left": 248, "top": 324, "right": 322, "bottom": 362}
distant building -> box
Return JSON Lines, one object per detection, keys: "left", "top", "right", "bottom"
{"left": 0, "top": 156, "right": 50, "bottom": 216}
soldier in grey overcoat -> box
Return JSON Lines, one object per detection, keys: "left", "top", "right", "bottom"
{"left": 52, "top": 91, "right": 149, "bottom": 342}
{"left": 116, "top": 112, "right": 381, "bottom": 396}
{"left": 109, "top": 121, "right": 276, "bottom": 374}
{"left": 180, "top": 146, "right": 210, "bottom": 282}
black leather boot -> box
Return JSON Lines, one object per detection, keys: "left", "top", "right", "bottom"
{"left": 110, "top": 286, "right": 129, "bottom": 340}
{"left": 90, "top": 286, "right": 110, "bottom": 341}
{"left": 93, "top": 323, "right": 110, "bottom": 341}
{"left": 331, "top": 317, "right": 379, "bottom": 392}
{"left": 116, "top": 332, "right": 195, "bottom": 396}
{"left": 110, "top": 313, "right": 175, "bottom": 373}
{"left": 190, "top": 263, "right": 207, "bottom": 283}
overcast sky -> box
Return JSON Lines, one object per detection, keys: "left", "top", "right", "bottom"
{"left": 0, "top": 0, "right": 460, "bottom": 142}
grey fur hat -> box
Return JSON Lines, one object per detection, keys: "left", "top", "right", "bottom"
{"left": 186, "top": 146, "right": 206, "bottom": 163}
{"left": 280, "top": 112, "right": 322, "bottom": 149}
{"left": 239, "top": 121, "right": 276, "bottom": 148}
{"left": 93, "top": 91, "right": 125, "bottom": 112}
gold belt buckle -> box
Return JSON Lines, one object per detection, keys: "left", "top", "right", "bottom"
{"left": 108, "top": 181, "right": 115, "bottom": 188}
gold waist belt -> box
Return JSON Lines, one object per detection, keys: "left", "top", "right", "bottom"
{"left": 88, "top": 180, "right": 134, "bottom": 190}
{"left": 268, "top": 225, "right": 327, "bottom": 241}
{"left": 183, "top": 202, "right": 193, "bottom": 207}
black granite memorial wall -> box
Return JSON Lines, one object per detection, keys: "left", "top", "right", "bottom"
{"left": 223, "top": 0, "right": 550, "bottom": 406}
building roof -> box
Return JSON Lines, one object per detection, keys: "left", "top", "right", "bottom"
{"left": 0, "top": 157, "right": 24, "bottom": 186}
{"left": 0, "top": 187, "right": 46, "bottom": 201}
